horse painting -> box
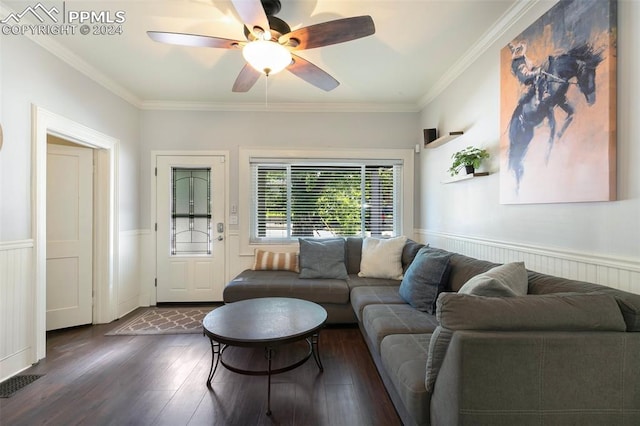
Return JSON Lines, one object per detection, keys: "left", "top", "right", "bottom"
{"left": 507, "top": 44, "right": 604, "bottom": 193}
{"left": 500, "top": 0, "right": 616, "bottom": 204}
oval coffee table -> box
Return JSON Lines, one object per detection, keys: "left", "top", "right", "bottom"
{"left": 202, "top": 297, "right": 327, "bottom": 415}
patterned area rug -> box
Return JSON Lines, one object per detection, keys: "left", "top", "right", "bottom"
{"left": 0, "top": 375, "right": 44, "bottom": 398}
{"left": 106, "top": 307, "right": 218, "bottom": 336}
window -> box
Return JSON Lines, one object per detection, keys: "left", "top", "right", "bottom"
{"left": 171, "top": 168, "right": 211, "bottom": 255}
{"left": 250, "top": 159, "right": 402, "bottom": 242}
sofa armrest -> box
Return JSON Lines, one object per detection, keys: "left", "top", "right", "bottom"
{"left": 430, "top": 330, "right": 640, "bottom": 426}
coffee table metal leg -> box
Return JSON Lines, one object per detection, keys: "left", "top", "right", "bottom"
{"left": 265, "top": 347, "right": 273, "bottom": 416}
{"left": 207, "top": 339, "right": 221, "bottom": 388}
{"left": 311, "top": 333, "right": 323, "bottom": 371}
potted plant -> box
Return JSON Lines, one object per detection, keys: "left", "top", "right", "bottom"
{"left": 448, "top": 146, "right": 490, "bottom": 176}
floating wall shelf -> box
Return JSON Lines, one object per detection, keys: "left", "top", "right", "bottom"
{"left": 425, "top": 131, "right": 464, "bottom": 149}
{"left": 442, "top": 172, "right": 489, "bottom": 184}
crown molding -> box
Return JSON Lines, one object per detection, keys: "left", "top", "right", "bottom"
{"left": 0, "top": 2, "right": 142, "bottom": 108}
{"left": 2, "top": 1, "right": 549, "bottom": 114}
{"left": 139, "top": 100, "right": 420, "bottom": 113}
{"left": 418, "top": 0, "right": 545, "bottom": 109}
{"left": 31, "top": 35, "right": 143, "bottom": 108}
{"left": 0, "top": 0, "right": 416, "bottom": 114}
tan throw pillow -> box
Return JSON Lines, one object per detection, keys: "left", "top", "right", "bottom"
{"left": 252, "top": 249, "right": 299, "bottom": 272}
{"left": 358, "top": 236, "right": 407, "bottom": 280}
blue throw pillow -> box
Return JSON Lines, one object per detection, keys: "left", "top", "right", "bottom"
{"left": 399, "top": 247, "right": 452, "bottom": 314}
{"left": 298, "top": 238, "right": 348, "bottom": 279}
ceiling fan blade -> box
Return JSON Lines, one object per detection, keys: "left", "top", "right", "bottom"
{"left": 232, "top": 64, "right": 261, "bottom": 92}
{"left": 147, "top": 31, "right": 241, "bottom": 49}
{"left": 279, "top": 16, "right": 375, "bottom": 50}
{"left": 231, "top": 0, "right": 270, "bottom": 38}
{"left": 287, "top": 54, "right": 339, "bottom": 92}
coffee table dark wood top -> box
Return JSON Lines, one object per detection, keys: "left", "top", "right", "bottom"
{"left": 203, "top": 297, "right": 327, "bottom": 346}
{"left": 202, "top": 297, "right": 327, "bottom": 416}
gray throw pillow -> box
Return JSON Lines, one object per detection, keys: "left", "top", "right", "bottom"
{"left": 398, "top": 247, "right": 452, "bottom": 314}
{"left": 298, "top": 238, "right": 348, "bottom": 279}
{"left": 458, "top": 262, "right": 528, "bottom": 297}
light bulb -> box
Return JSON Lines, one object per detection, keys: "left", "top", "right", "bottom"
{"left": 242, "top": 40, "right": 292, "bottom": 76}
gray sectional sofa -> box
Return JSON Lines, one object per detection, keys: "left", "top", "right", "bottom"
{"left": 223, "top": 237, "right": 640, "bottom": 425}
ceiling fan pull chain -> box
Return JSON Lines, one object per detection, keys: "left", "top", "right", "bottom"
{"left": 265, "top": 75, "right": 269, "bottom": 108}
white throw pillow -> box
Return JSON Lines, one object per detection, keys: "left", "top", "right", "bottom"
{"left": 458, "top": 262, "right": 528, "bottom": 297}
{"left": 358, "top": 236, "right": 407, "bottom": 280}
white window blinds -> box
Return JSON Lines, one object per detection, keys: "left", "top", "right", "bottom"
{"left": 250, "top": 159, "right": 402, "bottom": 242}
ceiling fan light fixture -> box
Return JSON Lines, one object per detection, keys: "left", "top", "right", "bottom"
{"left": 242, "top": 39, "right": 292, "bottom": 76}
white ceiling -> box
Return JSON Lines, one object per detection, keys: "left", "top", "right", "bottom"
{"left": 5, "top": 0, "right": 528, "bottom": 110}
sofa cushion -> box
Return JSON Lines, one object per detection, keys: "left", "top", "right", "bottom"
{"left": 527, "top": 270, "right": 640, "bottom": 332}
{"left": 350, "top": 286, "right": 405, "bottom": 321}
{"left": 252, "top": 249, "right": 299, "bottom": 272}
{"left": 345, "top": 237, "right": 363, "bottom": 274}
{"left": 425, "top": 292, "right": 628, "bottom": 392}
{"left": 401, "top": 239, "right": 426, "bottom": 272}
{"left": 430, "top": 330, "right": 640, "bottom": 424}
{"left": 380, "top": 333, "right": 432, "bottom": 426}
{"left": 362, "top": 304, "right": 438, "bottom": 352}
{"left": 437, "top": 292, "right": 627, "bottom": 332}
{"left": 425, "top": 326, "right": 454, "bottom": 392}
{"left": 358, "top": 236, "right": 407, "bottom": 280}
{"left": 448, "top": 252, "right": 499, "bottom": 292}
{"left": 223, "top": 269, "right": 350, "bottom": 304}
{"left": 298, "top": 238, "right": 348, "bottom": 279}
{"left": 399, "top": 248, "right": 452, "bottom": 314}
{"left": 346, "top": 274, "right": 400, "bottom": 291}
{"left": 458, "top": 262, "right": 528, "bottom": 297}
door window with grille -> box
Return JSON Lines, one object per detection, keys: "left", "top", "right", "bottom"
{"left": 171, "top": 168, "right": 211, "bottom": 255}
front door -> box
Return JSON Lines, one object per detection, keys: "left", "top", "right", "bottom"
{"left": 156, "top": 155, "right": 226, "bottom": 302}
{"left": 46, "top": 141, "right": 93, "bottom": 330}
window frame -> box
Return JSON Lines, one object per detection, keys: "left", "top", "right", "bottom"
{"left": 250, "top": 160, "right": 401, "bottom": 243}
{"left": 238, "top": 147, "right": 414, "bottom": 255}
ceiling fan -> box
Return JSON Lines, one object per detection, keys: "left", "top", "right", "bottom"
{"left": 147, "top": 0, "right": 375, "bottom": 92}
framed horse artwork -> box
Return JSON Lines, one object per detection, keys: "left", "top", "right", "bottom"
{"left": 500, "top": 0, "right": 617, "bottom": 204}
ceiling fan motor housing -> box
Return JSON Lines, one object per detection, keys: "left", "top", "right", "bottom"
{"left": 244, "top": 15, "right": 291, "bottom": 42}
{"left": 261, "top": 0, "right": 281, "bottom": 16}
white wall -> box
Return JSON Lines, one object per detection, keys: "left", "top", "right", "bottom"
{"left": 418, "top": 1, "right": 640, "bottom": 292}
{"left": 138, "top": 109, "right": 420, "bottom": 300}
{"left": 139, "top": 110, "right": 420, "bottom": 229}
{"left": 0, "top": 35, "right": 142, "bottom": 379}
{"left": 1, "top": 36, "right": 141, "bottom": 238}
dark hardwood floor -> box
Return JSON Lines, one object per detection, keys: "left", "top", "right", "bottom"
{"left": 0, "top": 308, "right": 401, "bottom": 425}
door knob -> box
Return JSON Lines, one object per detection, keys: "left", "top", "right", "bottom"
{"left": 217, "top": 235, "right": 224, "bottom": 241}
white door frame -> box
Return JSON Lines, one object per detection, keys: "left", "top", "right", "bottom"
{"left": 32, "top": 105, "right": 119, "bottom": 360}
{"left": 150, "top": 150, "right": 229, "bottom": 305}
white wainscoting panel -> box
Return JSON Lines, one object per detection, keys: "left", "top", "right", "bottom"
{"left": 229, "top": 231, "right": 253, "bottom": 280}
{"left": 138, "top": 230, "right": 154, "bottom": 307}
{"left": 0, "top": 240, "right": 35, "bottom": 381}
{"left": 118, "top": 230, "right": 143, "bottom": 318}
{"left": 417, "top": 230, "right": 640, "bottom": 295}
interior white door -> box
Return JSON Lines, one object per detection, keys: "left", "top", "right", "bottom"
{"left": 46, "top": 142, "right": 93, "bottom": 330}
{"left": 156, "top": 155, "right": 226, "bottom": 302}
